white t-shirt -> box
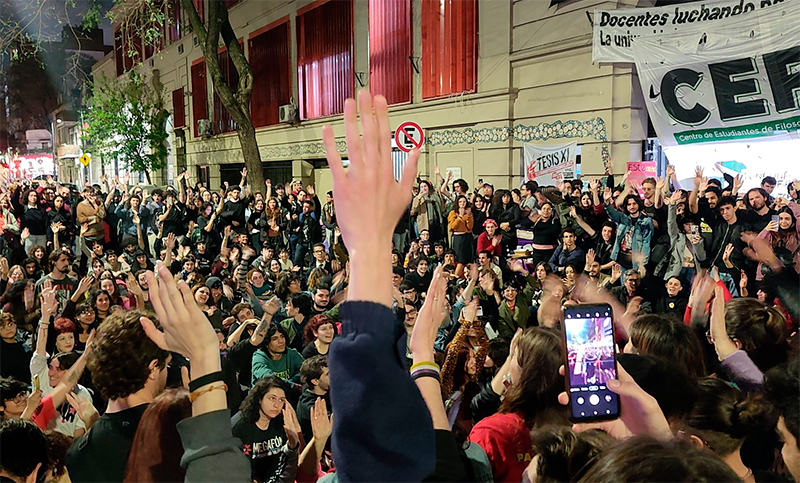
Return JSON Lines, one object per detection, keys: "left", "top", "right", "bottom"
{"left": 30, "top": 352, "right": 91, "bottom": 437}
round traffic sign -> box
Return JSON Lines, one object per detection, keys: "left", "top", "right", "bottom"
{"left": 395, "top": 121, "right": 424, "bottom": 153}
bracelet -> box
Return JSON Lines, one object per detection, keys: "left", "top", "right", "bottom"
{"left": 188, "top": 371, "right": 224, "bottom": 392}
{"left": 410, "top": 361, "right": 440, "bottom": 373}
{"left": 412, "top": 371, "right": 442, "bottom": 383}
{"left": 189, "top": 382, "right": 227, "bottom": 403}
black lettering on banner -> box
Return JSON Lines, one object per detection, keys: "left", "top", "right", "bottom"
{"left": 536, "top": 149, "right": 570, "bottom": 171}
{"left": 763, "top": 46, "right": 800, "bottom": 113}
{"left": 660, "top": 68, "right": 711, "bottom": 125}
{"left": 708, "top": 58, "right": 768, "bottom": 121}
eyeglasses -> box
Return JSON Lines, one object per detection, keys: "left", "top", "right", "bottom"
{"left": 6, "top": 391, "right": 28, "bottom": 405}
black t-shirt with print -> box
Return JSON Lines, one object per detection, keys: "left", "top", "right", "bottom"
{"left": 231, "top": 411, "right": 288, "bottom": 482}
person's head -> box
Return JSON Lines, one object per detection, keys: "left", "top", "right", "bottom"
{"left": 473, "top": 195, "right": 485, "bottom": 210}
{"left": 561, "top": 228, "right": 576, "bottom": 249}
{"left": 99, "top": 277, "right": 118, "bottom": 298}
{"left": 761, "top": 176, "right": 777, "bottom": 194}
{"left": 665, "top": 276, "right": 683, "bottom": 297}
{"left": 563, "top": 264, "right": 577, "bottom": 281}
{"left": 525, "top": 427, "right": 613, "bottom": 483}
{"left": 777, "top": 206, "right": 797, "bottom": 232}
{"left": 623, "top": 194, "right": 642, "bottom": 216}
{"left": 399, "top": 281, "right": 417, "bottom": 303}
{"left": 502, "top": 282, "right": 519, "bottom": 302}
{"left": 87, "top": 310, "right": 170, "bottom": 401}
{"left": 312, "top": 243, "right": 326, "bottom": 263}
{"left": 275, "top": 272, "right": 301, "bottom": 300}
{"left": 721, "top": 298, "right": 788, "bottom": 371}
{"left": 90, "top": 289, "right": 112, "bottom": 314}
{"left": 419, "top": 180, "right": 432, "bottom": 196}
{"left": 587, "top": 260, "right": 601, "bottom": 277}
{"left": 124, "top": 389, "right": 191, "bottom": 483}
{"left": 623, "top": 269, "right": 640, "bottom": 294}
{"left": 641, "top": 177, "right": 657, "bottom": 200}
{"left": 47, "top": 351, "right": 80, "bottom": 387}
{"left": 7, "top": 265, "right": 24, "bottom": 284}
{"left": 764, "top": 359, "right": 800, "bottom": 482}
{"left": 579, "top": 191, "right": 592, "bottom": 208}
{"left": 0, "top": 313, "right": 16, "bottom": 343}
{"left": 302, "top": 199, "right": 314, "bottom": 214}
{"left": 500, "top": 189, "right": 512, "bottom": 206}
{"left": 268, "top": 258, "right": 282, "bottom": 276}
{"left": 717, "top": 196, "right": 738, "bottom": 223}
{"left": 193, "top": 285, "right": 211, "bottom": 306}
{"left": 521, "top": 180, "right": 538, "bottom": 199}
{"left": 265, "top": 323, "right": 288, "bottom": 356}
{"left": 300, "top": 355, "right": 330, "bottom": 393}
{"left": 477, "top": 250, "right": 493, "bottom": 268}
{"left": 312, "top": 284, "right": 331, "bottom": 310}
{"left": 53, "top": 317, "right": 76, "bottom": 353}
{"left": 24, "top": 188, "right": 39, "bottom": 206}
{"left": 76, "top": 302, "right": 96, "bottom": 327}
{"left": 434, "top": 242, "right": 445, "bottom": 258}
{"left": 535, "top": 261, "right": 551, "bottom": 281}
{"left": 540, "top": 202, "right": 554, "bottom": 220}
{"left": 287, "top": 292, "right": 313, "bottom": 319}
{"left": 500, "top": 327, "right": 566, "bottom": 424}
{"left": 455, "top": 194, "right": 469, "bottom": 212}
{"left": 48, "top": 250, "right": 71, "bottom": 275}
{"left": 240, "top": 376, "right": 288, "bottom": 423}
{"left": 246, "top": 268, "right": 265, "bottom": 289}
{"left": 452, "top": 178, "right": 468, "bottom": 194}
{"left": 0, "top": 378, "right": 29, "bottom": 419}
{"left": 577, "top": 436, "right": 739, "bottom": 482}
{"left": 28, "top": 245, "right": 44, "bottom": 262}
{"left": 0, "top": 419, "right": 48, "bottom": 483}
{"left": 682, "top": 378, "right": 770, "bottom": 460}
{"left": 304, "top": 314, "right": 336, "bottom": 346}
{"left": 625, "top": 314, "right": 706, "bottom": 379}
{"left": 229, "top": 185, "right": 241, "bottom": 201}
{"left": 745, "top": 187, "right": 769, "bottom": 212}
{"left": 415, "top": 258, "right": 429, "bottom": 276}
{"left": 483, "top": 218, "right": 498, "bottom": 236}
{"left": 232, "top": 302, "right": 254, "bottom": 323}
{"left": 23, "top": 259, "right": 36, "bottom": 276}
{"left": 419, "top": 229, "right": 430, "bottom": 242}
{"left": 443, "top": 249, "right": 456, "bottom": 267}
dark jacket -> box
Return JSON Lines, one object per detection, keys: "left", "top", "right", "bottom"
{"left": 296, "top": 388, "right": 331, "bottom": 443}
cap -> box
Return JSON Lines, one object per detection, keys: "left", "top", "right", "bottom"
{"left": 206, "top": 276, "right": 223, "bottom": 289}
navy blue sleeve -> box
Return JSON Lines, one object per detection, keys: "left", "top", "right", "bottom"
{"left": 329, "top": 301, "right": 435, "bottom": 482}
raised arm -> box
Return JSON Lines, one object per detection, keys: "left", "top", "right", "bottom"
{"left": 569, "top": 206, "right": 596, "bottom": 237}
{"left": 688, "top": 167, "right": 704, "bottom": 215}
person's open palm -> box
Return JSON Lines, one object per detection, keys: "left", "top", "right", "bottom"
{"left": 310, "top": 397, "right": 333, "bottom": 443}
{"left": 409, "top": 267, "right": 447, "bottom": 358}
{"left": 321, "top": 91, "right": 419, "bottom": 254}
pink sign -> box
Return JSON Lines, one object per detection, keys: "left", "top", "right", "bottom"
{"left": 626, "top": 161, "right": 657, "bottom": 194}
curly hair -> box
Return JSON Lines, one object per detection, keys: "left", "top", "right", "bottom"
{"left": 303, "top": 314, "right": 336, "bottom": 346}
{"left": 440, "top": 319, "right": 488, "bottom": 397}
{"left": 274, "top": 272, "right": 300, "bottom": 301}
{"left": 53, "top": 317, "right": 76, "bottom": 335}
{"left": 239, "top": 376, "right": 288, "bottom": 424}
{"left": 307, "top": 268, "right": 329, "bottom": 293}
{"left": 87, "top": 309, "right": 169, "bottom": 400}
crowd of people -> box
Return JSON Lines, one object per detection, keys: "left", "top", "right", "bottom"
{"left": 0, "top": 90, "right": 799, "bottom": 483}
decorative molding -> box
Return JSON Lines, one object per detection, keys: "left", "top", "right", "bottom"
{"left": 426, "top": 118, "right": 608, "bottom": 147}
{"left": 260, "top": 140, "right": 345, "bottom": 159}
{"left": 427, "top": 126, "right": 512, "bottom": 146}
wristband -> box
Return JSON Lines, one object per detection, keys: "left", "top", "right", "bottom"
{"left": 410, "top": 361, "right": 440, "bottom": 373}
{"left": 411, "top": 371, "right": 442, "bottom": 383}
{"left": 189, "top": 382, "right": 227, "bottom": 403}
{"left": 188, "top": 371, "right": 224, "bottom": 392}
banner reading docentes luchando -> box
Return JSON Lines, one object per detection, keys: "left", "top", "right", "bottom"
{"left": 632, "top": 4, "right": 800, "bottom": 147}
{"left": 592, "top": 0, "right": 797, "bottom": 63}
{"left": 522, "top": 142, "right": 578, "bottom": 186}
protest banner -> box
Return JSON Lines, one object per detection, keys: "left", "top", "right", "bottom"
{"left": 522, "top": 142, "right": 578, "bottom": 186}
{"left": 632, "top": 3, "right": 800, "bottom": 147}
{"left": 592, "top": 0, "right": 796, "bottom": 63}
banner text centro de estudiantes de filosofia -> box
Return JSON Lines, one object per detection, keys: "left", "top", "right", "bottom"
{"left": 592, "top": 0, "right": 797, "bottom": 63}
{"left": 632, "top": 2, "right": 800, "bottom": 147}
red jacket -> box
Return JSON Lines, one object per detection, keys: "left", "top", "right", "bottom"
{"left": 469, "top": 412, "right": 533, "bottom": 482}
{"left": 477, "top": 232, "right": 503, "bottom": 257}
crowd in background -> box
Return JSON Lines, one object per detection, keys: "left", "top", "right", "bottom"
{"left": 0, "top": 91, "right": 799, "bottom": 483}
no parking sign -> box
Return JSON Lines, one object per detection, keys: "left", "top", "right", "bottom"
{"left": 394, "top": 121, "right": 424, "bottom": 153}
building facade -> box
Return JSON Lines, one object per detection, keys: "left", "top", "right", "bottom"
{"left": 91, "top": 0, "right": 649, "bottom": 193}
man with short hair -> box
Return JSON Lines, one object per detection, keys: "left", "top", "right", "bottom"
{"left": 66, "top": 310, "right": 171, "bottom": 482}
{"left": 611, "top": 269, "right": 650, "bottom": 312}
{"left": 761, "top": 176, "right": 777, "bottom": 195}
{"left": 221, "top": 183, "right": 251, "bottom": 233}
{"left": 279, "top": 292, "right": 313, "bottom": 352}
{"left": 306, "top": 242, "right": 332, "bottom": 281}
{"left": 549, "top": 229, "right": 585, "bottom": 276}
{"left": 291, "top": 200, "right": 322, "bottom": 268}
{"left": 707, "top": 196, "right": 749, "bottom": 276}
{"left": 0, "top": 419, "right": 49, "bottom": 483}
{"left": 519, "top": 180, "right": 539, "bottom": 217}
{"left": 296, "top": 355, "right": 331, "bottom": 443}
{"left": 403, "top": 258, "right": 432, "bottom": 296}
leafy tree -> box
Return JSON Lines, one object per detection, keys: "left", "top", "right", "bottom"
{"left": 84, "top": 70, "right": 168, "bottom": 183}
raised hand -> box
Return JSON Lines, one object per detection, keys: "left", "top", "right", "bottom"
{"left": 610, "top": 263, "right": 622, "bottom": 282}
{"left": 310, "top": 397, "right": 333, "bottom": 444}
{"left": 568, "top": 206, "right": 578, "bottom": 218}
{"left": 76, "top": 275, "right": 94, "bottom": 298}
{"left": 693, "top": 166, "right": 704, "bottom": 187}
{"left": 666, "top": 165, "right": 675, "bottom": 178}
{"left": 166, "top": 232, "right": 176, "bottom": 250}
{"left": 66, "top": 392, "right": 99, "bottom": 428}
{"left": 21, "top": 227, "right": 30, "bottom": 241}
{"left": 409, "top": 267, "right": 448, "bottom": 359}
{"left": 283, "top": 403, "right": 302, "bottom": 449}
{"left": 722, "top": 243, "right": 734, "bottom": 263}
{"left": 585, "top": 248, "right": 596, "bottom": 266}
{"left": 732, "top": 174, "right": 744, "bottom": 194}
{"left": 0, "top": 258, "right": 7, "bottom": 279}
{"left": 669, "top": 190, "right": 682, "bottom": 204}
{"left": 51, "top": 221, "right": 63, "bottom": 233}
{"left": 40, "top": 286, "right": 58, "bottom": 319}
{"left": 306, "top": 185, "right": 315, "bottom": 197}
{"left": 132, "top": 212, "right": 140, "bottom": 225}
{"left": 603, "top": 187, "right": 613, "bottom": 204}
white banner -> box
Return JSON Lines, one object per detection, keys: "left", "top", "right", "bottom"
{"left": 633, "top": 4, "right": 800, "bottom": 147}
{"left": 523, "top": 142, "right": 578, "bottom": 186}
{"left": 592, "top": 0, "right": 797, "bottom": 63}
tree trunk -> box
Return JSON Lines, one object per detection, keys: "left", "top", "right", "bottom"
{"left": 236, "top": 116, "right": 265, "bottom": 191}
{"left": 145, "top": 170, "right": 152, "bottom": 184}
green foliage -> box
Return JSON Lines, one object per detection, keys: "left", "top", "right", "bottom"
{"left": 84, "top": 71, "right": 168, "bottom": 181}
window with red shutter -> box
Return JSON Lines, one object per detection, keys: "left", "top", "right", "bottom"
{"left": 213, "top": 47, "right": 240, "bottom": 134}
{"left": 249, "top": 20, "right": 291, "bottom": 128}
{"left": 191, "top": 60, "right": 208, "bottom": 137}
{"left": 368, "top": 0, "right": 411, "bottom": 105}
{"left": 172, "top": 88, "right": 186, "bottom": 129}
{"left": 193, "top": 0, "right": 204, "bottom": 22}
{"left": 167, "top": 0, "right": 182, "bottom": 43}
{"left": 421, "top": 0, "right": 477, "bottom": 100}
{"left": 296, "top": 0, "right": 354, "bottom": 120}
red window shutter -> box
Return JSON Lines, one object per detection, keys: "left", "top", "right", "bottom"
{"left": 191, "top": 60, "right": 208, "bottom": 137}
{"left": 213, "top": 47, "right": 240, "bottom": 134}
{"left": 167, "top": 0, "right": 182, "bottom": 42}
{"left": 114, "top": 28, "right": 124, "bottom": 76}
{"left": 249, "top": 20, "right": 291, "bottom": 128}
{"left": 297, "top": 0, "right": 354, "bottom": 120}
{"left": 193, "top": 0, "right": 204, "bottom": 22}
{"left": 172, "top": 88, "right": 186, "bottom": 128}
{"left": 368, "top": 0, "right": 411, "bottom": 105}
{"left": 421, "top": 0, "right": 477, "bottom": 100}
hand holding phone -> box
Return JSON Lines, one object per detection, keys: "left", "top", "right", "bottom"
{"left": 32, "top": 374, "right": 40, "bottom": 392}
{"left": 563, "top": 303, "right": 619, "bottom": 422}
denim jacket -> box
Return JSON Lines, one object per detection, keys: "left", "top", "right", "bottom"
{"left": 606, "top": 204, "right": 653, "bottom": 270}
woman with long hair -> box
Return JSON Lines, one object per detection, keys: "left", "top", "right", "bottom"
{"left": 490, "top": 189, "right": 523, "bottom": 246}
{"left": 89, "top": 289, "right": 113, "bottom": 324}
{"left": 302, "top": 314, "right": 337, "bottom": 359}
{"left": 13, "top": 188, "right": 49, "bottom": 253}
{"left": 28, "top": 245, "right": 46, "bottom": 275}
{"left": 526, "top": 202, "right": 563, "bottom": 264}
{"left": 756, "top": 203, "right": 800, "bottom": 279}
{"left": 231, "top": 376, "right": 302, "bottom": 483}
{"left": 99, "top": 272, "right": 133, "bottom": 310}
{"left": 260, "top": 197, "right": 288, "bottom": 249}
{"left": 124, "top": 389, "right": 192, "bottom": 482}
{"left": 47, "top": 194, "right": 75, "bottom": 250}
{"left": 447, "top": 194, "right": 475, "bottom": 264}
{"left": 468, "top": 327, "right": 568, "bottom": 482}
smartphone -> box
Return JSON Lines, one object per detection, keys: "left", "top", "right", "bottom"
{"left": 772, "top": 215, "right": 779, "bottom": 224}
{"left": 563, "top": 303, "right": 620, "bottom": 422}
{"left": 477, "top": 178, "right": 484, "bottom": 185}
{"left": 690, "top": 225, "right": 699, "bottom": 236}
{"left": 32, "top": 374, "right": 40, "bottom": 392}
